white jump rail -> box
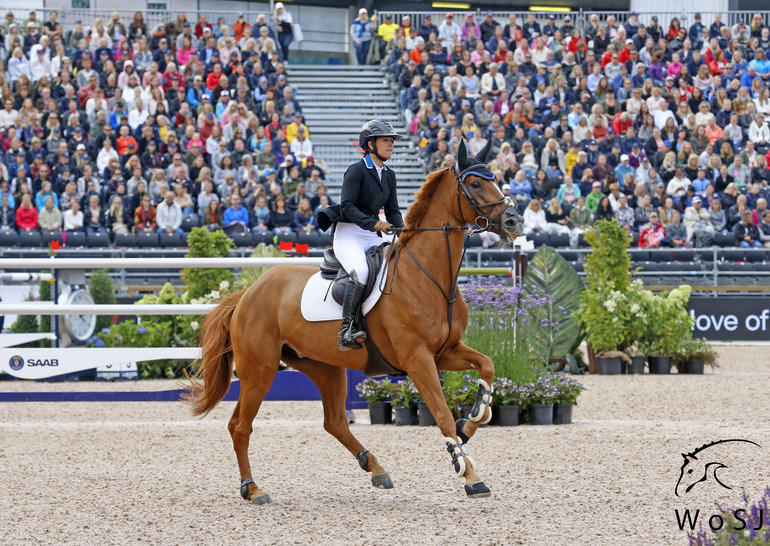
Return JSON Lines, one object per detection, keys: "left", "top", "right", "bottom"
{"left": 0, "top": 257, "right": 322, "bottom": 269}
{"left": 0, "top": 257, "right": 322, "bottom": 379}
{"left": 1, "top": 304, "right": 217, "bottom": 315}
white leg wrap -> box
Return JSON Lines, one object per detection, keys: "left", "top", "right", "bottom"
{"left": 468, "top": 379, "right": 494, "bottom": 423}
{"left": 444, "top": 436, "right": 471, "bottom": 477}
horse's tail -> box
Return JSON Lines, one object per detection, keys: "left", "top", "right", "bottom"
{"left": 183, "top": 288, "right": 247, "bottom": 416}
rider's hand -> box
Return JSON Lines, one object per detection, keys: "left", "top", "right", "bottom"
{"left": 374, "top": 220, "right": 393, "bottom": 232}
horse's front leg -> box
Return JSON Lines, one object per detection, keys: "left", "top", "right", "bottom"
{"left": 400, "top": 346, "right": 491, "bottom": 498}
{"left": 436, "top": 342, "right": 494, "bottom": 443}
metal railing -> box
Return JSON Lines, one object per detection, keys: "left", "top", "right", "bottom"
{"left": 1, "top": 245, "right": 767, "bottom": 294}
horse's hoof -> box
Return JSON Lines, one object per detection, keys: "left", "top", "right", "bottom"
{"left": 371, "top": 473, "right": 394, "bottom": 489}
{"left": 251, "top": 493, "right": 273, "bottom": 505}
{"left": 464, "top": 481, "right": 491, "bottom": 498}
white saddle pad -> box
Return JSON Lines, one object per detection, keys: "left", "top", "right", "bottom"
{"left": 300, "top": 260, "right": 388, "bottom": 322}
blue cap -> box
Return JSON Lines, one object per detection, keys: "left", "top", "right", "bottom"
{"left": 663, "top": 140, "right": 672, "bottom": 147}
{"left": 429, "top": 115, "right": 437, "bottom": 122}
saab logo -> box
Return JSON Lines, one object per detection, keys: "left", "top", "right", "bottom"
{"left": 9, "top": 355, "right": 24, "bottom": 370}
{"left": 27, "top": 358, "right": 59, "bottom": 367}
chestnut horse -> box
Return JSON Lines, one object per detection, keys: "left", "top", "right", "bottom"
{"left": 186, "top": 141, "right": 523, "bottom": 504}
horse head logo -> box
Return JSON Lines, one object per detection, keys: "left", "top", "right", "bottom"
{"left": 675, "top": 439, "right": 761, "bottom": 497}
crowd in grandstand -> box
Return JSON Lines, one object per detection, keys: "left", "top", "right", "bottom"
{"left": 0, "top": 4, "right": 341, "bottom": 243}
{"left": 367, "top": 10, "right": 770, "bottom": 248}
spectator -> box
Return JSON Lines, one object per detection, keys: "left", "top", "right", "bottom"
{"left": 0, "top": 194, "right": 15, "bottom": 232}
{"left": 268, "top": 194, "right": 292, "bottom": 235}
{"left": 106, "top": 195, "right": 131, "bottom": 236}
{"left": 38, "top": 195, "right": 62, "bottom": 232}
{"left": 523, "top": 198, "right": 547, "bottom": 236}
{"left": 639, "top": 212, "right": 671, "bottom": 247}
{"left": 134, "top": 194, "right": 156, "bottom": 233}
{"left": 735, "top": 210, "right": 763, "bottom": 247}
{"left": 156, "top": 190, "right": 183, "bottom": 235}
{"left": 15, "top": 193, "right": 38, "bottom": 232}
{"left": 84, "top": 194, "right": 107, "bottom": 234}
{"left": 350, "top": 8, "right": 372, "bottom": 66}
{"left": 63, "top": 199, "right": 84, "bottom": 233}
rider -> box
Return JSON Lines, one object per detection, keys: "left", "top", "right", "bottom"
{"left": 317, "top": 120, "right": 404, "bottom": 350}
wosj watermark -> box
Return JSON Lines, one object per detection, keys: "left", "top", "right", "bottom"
{"left": 674, "top": 438, "right": 765, "bottom": 533}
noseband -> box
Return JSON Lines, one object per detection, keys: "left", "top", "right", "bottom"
{"left": 452, "top": 164, "right": 508, "bottom": 231}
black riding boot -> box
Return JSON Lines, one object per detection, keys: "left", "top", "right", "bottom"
{"left": 339, "top": 270, "right": 367, "bottom": 351}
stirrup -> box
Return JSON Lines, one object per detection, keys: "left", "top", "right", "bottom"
{"left": 339, "top": 326, "right": 366, "bottom": 350}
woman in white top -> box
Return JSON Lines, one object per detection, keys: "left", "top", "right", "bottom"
{"left": 523, "top": 199, "right": 547, "bottom": 236}
{"left": 754, "top": 88, "right": 770, "bottom": 117}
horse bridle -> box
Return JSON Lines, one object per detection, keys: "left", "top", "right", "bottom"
{"left": 380, "top": 167, "right": 510, "bottom": 358}
{"left": 452, "top": 163, "right": 508, "bottom": 231}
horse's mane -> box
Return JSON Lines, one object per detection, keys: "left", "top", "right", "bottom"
{"left": 401, "top": 167, "right": 450, "bottom": 244}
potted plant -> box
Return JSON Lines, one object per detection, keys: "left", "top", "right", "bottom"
{"left": 674, "top": 337, "right": 719, "bottom": 374}
{"left": 639, "top": 286, "right": 694, "bottom": 374}
{"left": 577, "top": 220, "right": 635, "bottom": 374}
{"left": 390, "top": 377, "right": 419, "bottom": 426}
{"left": 356, "top": 377, "right": 393, "bottom": 425}
{"left": 551, "top": 373, "right": 585, "bottom": 424}
{"left": 413, "top": 390, "right": 436, "bottom": 426}
{"left": 492, "top": 377, "right": 527, "bottom": 426}
{"left": 578, "top": 287, "right": 631, "bottom": 374}
{"left": 525, "top": 375, "right": 557, "bottom": 425}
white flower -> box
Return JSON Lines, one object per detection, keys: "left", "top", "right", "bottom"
{"left": 209, "top": 290, "right": 221, "bottom": 300}
{"left": 190, "top": 321, "right": 199, "bottom": 331}
{"left": 630, "top": 303, "right": 640, "bottom": 314}
{"left": 604, "top": 300, "right": 617, "bottom": 312}
{"left": 219, "top": 280, "right": 230, "bottom": 291}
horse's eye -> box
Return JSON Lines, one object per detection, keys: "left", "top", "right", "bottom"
{"left": 471, "top": 181, "right": 482, "bottom": 190}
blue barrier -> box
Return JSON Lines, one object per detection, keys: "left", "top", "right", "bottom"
{"left": 0, "top": 369, "right": 376, "bottom": 406}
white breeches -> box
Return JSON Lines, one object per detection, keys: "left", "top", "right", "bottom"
{"left": 333, "top": 222, "right": 383, "bottom": 284}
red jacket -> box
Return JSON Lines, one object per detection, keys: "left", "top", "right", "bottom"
{"left": 15, "top": 206, "right": 38, "bottom": 230}
{"left": 206, "top": 70, "right": 222, "bottom": 91}
{"left": 639, "top": 223, "right": 666, "bottom": 247}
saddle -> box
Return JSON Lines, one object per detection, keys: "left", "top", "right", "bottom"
{"left": 320, "top": 245, "right": 385, "bottom": 306}
{"left": 319, "top": 244, "right": 406, "bottom": 377}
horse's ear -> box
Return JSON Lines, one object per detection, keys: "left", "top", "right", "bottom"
{"left": 475, "top": 138, "right": 493, "bottom": 164}
{"left": 457, "top": 139, "right": 468, "bottom": 169}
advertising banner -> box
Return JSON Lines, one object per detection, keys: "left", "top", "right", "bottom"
{"left": 688, "top": 296, "right": 770, "bottom": 342}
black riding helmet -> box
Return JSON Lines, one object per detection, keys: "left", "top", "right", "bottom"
{"left": 359, "top": 120, "right": 402, "bottom": 161}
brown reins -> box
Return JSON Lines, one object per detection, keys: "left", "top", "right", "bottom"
{"left": 378, "top": 169, "right": 506, "bottom": 359}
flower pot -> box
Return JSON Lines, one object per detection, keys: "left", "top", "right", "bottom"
{"left": 628, "top": 356, "right": 646, "bottom": 374}
{"left": 393, "top": 406, "right": 413, "bottom": 426}
{"left": 496, "top": 405, "right": 520, "bottom": 426}
{"left": 687, "top": 358, "right": 705, "bottom": 375}
{"left": 368, "top": 402, "right": 392, "bottom": 425}
{"left": 417, "top": 403, "right": 436, "bottom": 426}
{"left": 648, "top": 356, "right": 671, "bottom": 374}
{"left": 488, "top": 407, "right": 501, "bottom": 426}
{"left": 596, "top": 356, "right": 622, "bottom": 375}
{"left": 553, "top": 403, "right": 573, "bottom": 425}
{"left": 527, "top": 403, "right": 554, "bottom": 425}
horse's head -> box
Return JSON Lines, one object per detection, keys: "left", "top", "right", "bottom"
{"left": 454, "top": 139, "right": 523, "bottom": 242}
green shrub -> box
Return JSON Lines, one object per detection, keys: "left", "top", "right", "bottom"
{"left": 89, "top": 269, "right": 117, "bottom": 331}
{"left": 182, "top": 227, "right": 234, "bottom": 299}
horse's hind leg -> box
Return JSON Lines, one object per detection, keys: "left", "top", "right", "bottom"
{"left": 288, "top": 357, "right": 394, "bottom": 490}
{"left": 228, "top": 343, "right": 280, "bottom": 505}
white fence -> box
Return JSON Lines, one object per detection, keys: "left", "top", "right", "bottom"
{"left": 0, "top": 257, "right": 320, "bottom": 379}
